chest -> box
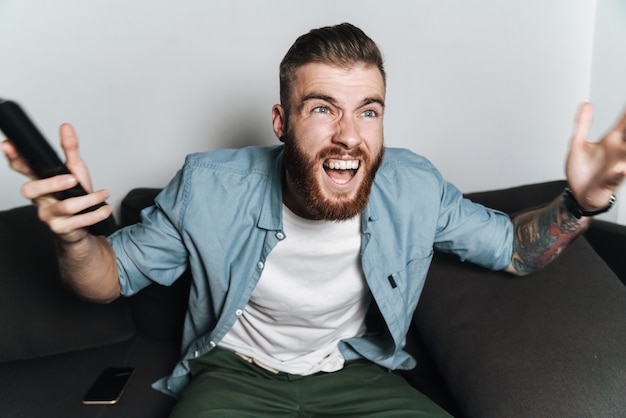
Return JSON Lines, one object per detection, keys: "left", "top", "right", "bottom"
{"left": 250, "top": 209, "right": 367, "bottom": 321}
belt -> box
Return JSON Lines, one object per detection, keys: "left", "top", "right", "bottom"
{"left": 234, "top": 352, "right": 281, "bottom": 374}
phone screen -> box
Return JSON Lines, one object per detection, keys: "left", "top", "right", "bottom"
{"left": 82, "top": 367, "right": 135, "bottom": 405}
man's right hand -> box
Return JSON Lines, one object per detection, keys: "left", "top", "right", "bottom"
{"left": 2, "top": 123, "right": 114, "bottom": 243}
{"left": 2, "top": 122, "right": 120, "bottom": 302}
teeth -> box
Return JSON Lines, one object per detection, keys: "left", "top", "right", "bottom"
{"left": 326, "top": 160, "right": 359, "bottom": 170}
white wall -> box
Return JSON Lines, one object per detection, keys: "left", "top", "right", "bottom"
{"left": 2, "top": 0, "right": 618, "bottom": 222}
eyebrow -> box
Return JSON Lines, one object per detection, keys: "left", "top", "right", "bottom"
{"left": 301, "top": 94, "right": 386, "bottom": 109}
{"left": 363, "top": 97, "right": 386, "bottom": 109}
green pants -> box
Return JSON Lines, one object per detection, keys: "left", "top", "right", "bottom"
{"left": 169, "top": 348, "right": 452, "bottom": 418}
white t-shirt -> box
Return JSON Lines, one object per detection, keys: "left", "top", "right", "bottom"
{"left": 218, "top": 205, "right": 371, "bottom": 375}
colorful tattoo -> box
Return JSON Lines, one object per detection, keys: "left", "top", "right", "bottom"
{"left": 509, "top": 196, "right": 589, "bottom": 275}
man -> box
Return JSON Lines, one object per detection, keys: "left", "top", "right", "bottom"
{"left": 3, "top": 23, "right": 626, "bottom": 417}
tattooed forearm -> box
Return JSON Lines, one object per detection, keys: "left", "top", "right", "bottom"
{"left": 506, "top": 195, "right": 590, "bottom": 276}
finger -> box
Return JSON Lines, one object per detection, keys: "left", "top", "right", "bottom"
{"left": 571, "top": 102, "right": 594, "bottom": 147}
{"left": 46, "top": 202, "right": 114, "bottom": 238}
{"left": 55, "top": 189, "right": 111, "bottom": 217}
{"left": 59, "top": 123, "right": 82, "bottom": 166}
{"left": 21, "top": 174, "right": 77, "bottom": 201}
{"left": 58, "top": 122, "right": 95, "bottom": 193}
{"left": 608, "top": 105, "right": 626, "bottom": 141}
{"left": 1, "top": 138, "right": 17, "bottom": 158}
{"left": 2, "top": 138, "right": 21, "bottom": 165}
{"left": 2, "top": 139, "right": 36, "bottom": 178}
{"left": 42, "top": 190, "right": 112, "bottom": 221}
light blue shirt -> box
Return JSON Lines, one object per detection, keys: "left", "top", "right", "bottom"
{"left": 108, "top": 145, "right": 514, "bottom": 397}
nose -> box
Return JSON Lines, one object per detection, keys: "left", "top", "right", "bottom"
{"left": 332, "top": 114, "right": 362, "bottom": 150}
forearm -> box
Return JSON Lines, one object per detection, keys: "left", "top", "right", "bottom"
{"left": 57, "top": 235, "right": 121, "bottom": 303}
{"left": 506, "top": 194, "right": 590, "bottom": 276}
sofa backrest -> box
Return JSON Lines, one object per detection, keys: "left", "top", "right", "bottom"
{"left": 464, "top": 179, "right": 566, "bottom": 214}
{"left": 0, "top": 205, "right": 136, "bottom": 362}
{"left": 114, "top": 180, "right": 570, "bottom": 346}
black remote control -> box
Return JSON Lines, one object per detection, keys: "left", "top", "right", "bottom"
{"left": 0, "top": 99, "right": 116, "bottom": 235}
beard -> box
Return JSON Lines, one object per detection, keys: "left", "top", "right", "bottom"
{"left": 282, "top": 135, "right": 384, "bottom": 221}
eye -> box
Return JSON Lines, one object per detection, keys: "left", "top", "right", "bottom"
{"left": 361, "top": 109, "right": 378, "bottom": 118}
{"left": 313, "top": 105, "right": 331, "bottom": 114}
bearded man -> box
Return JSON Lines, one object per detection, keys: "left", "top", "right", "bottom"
{"left": 4, "top": 23, "right": 626, "bottom": 417}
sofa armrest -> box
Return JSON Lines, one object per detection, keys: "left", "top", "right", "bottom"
{"left": 415, "top": 180, "right": 626, "bottom": 417}
{"left": 415, "top": 237, "right": 626, "bottom": 417}
{"left": 586, "top": 219, "right": 626, "bottom": 286}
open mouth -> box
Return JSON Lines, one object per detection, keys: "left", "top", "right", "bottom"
{"left": 323, "top": 159, "right": 360, "bottom": 185}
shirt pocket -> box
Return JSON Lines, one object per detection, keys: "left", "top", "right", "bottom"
{"left": 386, "top": 249, "right": 434, "bottom": 317}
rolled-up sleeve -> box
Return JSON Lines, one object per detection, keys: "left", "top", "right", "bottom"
{"left": 108, "top": 170, "right": 189, "bottom": 296}
{"left": 434, "top": 180, "right": 514, "bottom": 271}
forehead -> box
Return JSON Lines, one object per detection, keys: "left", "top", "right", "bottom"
{"left": 292, "top": 62, "right": 386, "bottom": 103}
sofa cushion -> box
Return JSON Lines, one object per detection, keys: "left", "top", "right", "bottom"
{"left": 0, "top": 335, "right": 179, "bottom": 418}
{"left": 0, "top": 205, "right": 136, "bottom": 362}
{"left": 415, "top": 181, "right": 626, "bottom": 417}
{"left": 586, "top": 219, "right": 626, "bottom": 285}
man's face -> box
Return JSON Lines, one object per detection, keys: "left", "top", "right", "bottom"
{"left": 273, "top": 62, "right": 386, "bottom": 221}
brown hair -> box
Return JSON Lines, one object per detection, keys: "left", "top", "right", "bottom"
{"left": 279, "top": 23, "right": 386, "bottom": 119}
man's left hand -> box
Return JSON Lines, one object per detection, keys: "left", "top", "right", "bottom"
{"left": 566, "top": 102, "right": 626, "bottom": 211}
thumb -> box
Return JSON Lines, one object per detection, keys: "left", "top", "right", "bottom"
{"left": 59, "top": 123, "right": 81, "bottom": 165}
{"left": 59, "top": 122, "right": 94, "bottom": 192}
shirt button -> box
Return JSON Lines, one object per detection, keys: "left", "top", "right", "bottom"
{"left": 276, "top": 232, "right": 285, "bottom": 240}
{"left": 235, "top": 309, "right": 244, "bottom": 316}
{"left": 194, "top": 350, "right": 200, "bottom": 358}
{"left": 257, "top": 261, "right": 264, "bottom": 269}
{"left": 209, "top": 341, "right": 216, "bottom": 347}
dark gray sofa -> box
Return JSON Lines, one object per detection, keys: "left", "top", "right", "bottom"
{"left": 1, "top": 180, "right": 625, "bottom": 417}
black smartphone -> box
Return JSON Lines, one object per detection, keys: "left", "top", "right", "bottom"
{"left": 81, "top": 367, "right": 135, "bottom": 405}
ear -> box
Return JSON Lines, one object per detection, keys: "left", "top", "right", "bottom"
{"left": 272, "top": 104, "right": 286, "bottom": 140}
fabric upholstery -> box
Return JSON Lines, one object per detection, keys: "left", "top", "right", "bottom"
{"left": 586, "top": 219, "right": 626, "bottom": 285}
{"left": 414, "top": 181, "right": 626, "bottom": 417}
{"left": 2, "top": 180, "right": 624, "bottom": 417}
{"left": 0, "top": 336, "right": 178, "bottom": 418}
{"left": 417, "top": 240, "right": 626, "bottom": 417}
{"left": 0, "top": 205, "right": 135, "bottom": 362}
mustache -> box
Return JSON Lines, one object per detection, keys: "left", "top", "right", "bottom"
{"left": 317, "top": 146, "right": 367, "bottom": 161}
